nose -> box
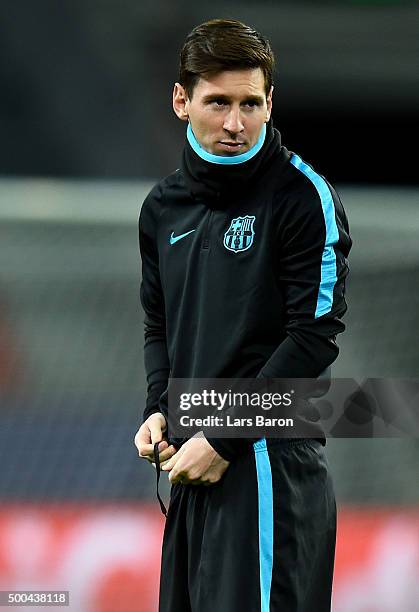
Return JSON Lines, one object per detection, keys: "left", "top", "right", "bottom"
{"left": 223, "top": 107, "right": 244, "bottom": 134}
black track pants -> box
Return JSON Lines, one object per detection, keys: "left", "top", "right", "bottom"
{"left": 159, "top": 438, "right": 336, "bottom": 612}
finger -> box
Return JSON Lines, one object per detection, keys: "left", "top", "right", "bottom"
{"left": 168, "top": 468, "right": 183, "bottom": 484}
{"left": 138, "top": 439, "right": 169, "bottom": 460}
{"left": 135, "top": 427, "right": 160, "bottom": 460}
{"left": 136, "top": 424, "right": 152, "bottom": 446}
{"left": 169, "top": 471, "right": 199, "bottom": 485}
{"left": 140, "top": 447, "right": 176, "bottom": 469}
{"left": 135, "top": 423, "right": 153, "bottom": 456}
{"left": 149, "top": 421, "right": 166, "bottom": 446}
{"left": 159, "top": 457, "right": 175, "bottom": 469}
{"left": 184, "top": 475, "right": 204, "bottom": 485}
{"left": 203, "top": 479, "right": 215, "bottom": 486}
{"left": 161, "top": 455, "right": 177, "bottom": 472}
{"left": 161, "top": 446, "right": 184, "bottom": 471}
{"left": 158, "top": 445, "right": 177, "bottom": 463}
{"left": 137, "top": 443, "right": 155, "bottom": 459}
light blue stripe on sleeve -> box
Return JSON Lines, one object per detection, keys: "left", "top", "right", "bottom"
{"left": 253, "top": 438, "right": 273, "bottom": 612}
{"left": 290, "top": 153, "right": 339, "bottom": 318}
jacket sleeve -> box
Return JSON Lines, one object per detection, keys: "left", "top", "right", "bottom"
{"left": 139, "top": 190, "right": 170, "bottom": 423}
{"left": 259, "top": 174, "right": 351, "bottom": 379}
{"left": 207, "top": 174, "right": 351, "bottom": 461}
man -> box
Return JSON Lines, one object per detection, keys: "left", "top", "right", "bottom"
{"left": 134, "top": 18, "right": 351, "bottom": 612}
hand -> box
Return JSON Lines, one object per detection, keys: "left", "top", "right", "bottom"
{"left": 161, "top": 433, "right": 230, "bottom": 485}
{"left": 134, "top": 413, "right": 177, "bottom": 467}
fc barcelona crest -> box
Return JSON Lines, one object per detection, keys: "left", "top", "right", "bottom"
{"left": 223, "top": 215, "right": 256, "bottom": 253}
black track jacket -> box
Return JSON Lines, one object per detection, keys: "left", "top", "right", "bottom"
{"left": 139, "top": 121, "right": 352, "bottom": 460}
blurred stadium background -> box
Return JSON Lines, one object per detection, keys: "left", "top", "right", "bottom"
{"left": 0, "top": 1, "right": 418, "bottom": 611}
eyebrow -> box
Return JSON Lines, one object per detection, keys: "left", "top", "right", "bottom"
{"left": 202, "top": 94, "right": 265, "bottom": 104}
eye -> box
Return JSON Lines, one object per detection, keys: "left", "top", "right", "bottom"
{"left": 212, "top": 99, "right": 227, "bottom": 107}
{"left": 243, "top": 100, "right": 260, "bottom": 108}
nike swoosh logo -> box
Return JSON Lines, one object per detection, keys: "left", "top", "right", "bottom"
{"left": 169, "top": 229, "right": 196, "bottom": 245}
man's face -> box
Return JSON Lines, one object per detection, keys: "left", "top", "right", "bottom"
{"left": 173, "top": 68, "right": 273, "bottom": 156}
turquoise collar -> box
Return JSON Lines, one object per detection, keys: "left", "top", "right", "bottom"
{"left": 186, "top": 123, "right": 266, "bottom": 165}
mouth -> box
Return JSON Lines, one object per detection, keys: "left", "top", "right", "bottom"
{"left": 218, "top": 141, "right": 246, "bottom": 153}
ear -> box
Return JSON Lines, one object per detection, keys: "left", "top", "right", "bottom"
{"left": 266, "top": 85, "right": 273, "bottom": 122}
{"left": 173, "top": 83, "right": 189, "bottom": 121}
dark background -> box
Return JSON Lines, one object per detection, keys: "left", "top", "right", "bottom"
{"left": 1, "top": 0, "right": 418, "bottom": 507}
{"left": 1, "top": 0, "right": 418, "bottom": 184}
{"left": 0, "top": 6, "right": 418, "bottom": 606}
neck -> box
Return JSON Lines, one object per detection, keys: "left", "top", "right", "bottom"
{"left": 186, "top": 123, "right": 267, "bottom": 166}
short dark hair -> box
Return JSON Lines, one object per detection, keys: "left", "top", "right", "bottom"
{"left": 179, "top": 19, "right": 275, "bottom": 98}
